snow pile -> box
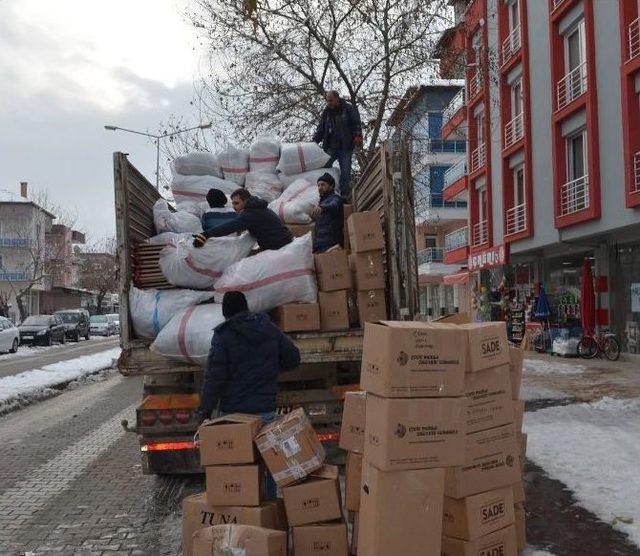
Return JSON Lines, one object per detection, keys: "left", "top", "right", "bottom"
{"left": 525, "top": 396, "right": 640, "bottom": 544}
{"left": 523, "top": 358, "right": 586, "bottom": 375}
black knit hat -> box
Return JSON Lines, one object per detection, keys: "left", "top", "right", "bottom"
{"left": 206, "top": 188, "right": 228, "bottom": 208}
{"left": 222, "top": 291, "right": 248, "bottom": 319}
{"left": 317, "top": 173, "right": 336, "bottom": 188}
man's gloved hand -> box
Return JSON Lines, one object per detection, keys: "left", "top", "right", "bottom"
{"left": 193, "top": 233, "right": 207, "bottom": 248}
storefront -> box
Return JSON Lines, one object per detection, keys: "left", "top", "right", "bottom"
{"left": 610, "top": 242, "right": 640, "bottom": 353}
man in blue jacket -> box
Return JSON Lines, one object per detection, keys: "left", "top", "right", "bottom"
{"left": 311, "top": 173, "right": 344, "bottom": 253}
{"left": 193, "top": 188, "right": 293, "bottom": 250}
{"left": 313, "top": 90, "right": 363, "bottom": 201}
{"left": 201, "top": 188, "right": 237, "bottom": 234}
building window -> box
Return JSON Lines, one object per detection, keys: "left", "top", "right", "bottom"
{"left": 514, "top": 165, "right": 525, "bottom": 206}
{"left": 565, "top": 20, "right": 586, "bottom": 73}
{"left": 475, "top": 110, "right": 485, "bottom": 145}
{"left": 561, "top": 130, "right": 589, "bottom": 215}
{"left": 478, "top": 187, "right": 488, "bottom": 222}
{"left": 511, "top": 78, "right": 523, "bottom": 118}
{"left": 424, "top": 235, "right": 438, "bottom": 249}
{"left": 508, "top": 0, "right": 520, "bottom": 32}
{"left": 567, "top": 130, "right": 587, "bottom": 181}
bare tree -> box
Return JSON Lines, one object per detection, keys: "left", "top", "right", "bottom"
{"left": 0, "top": 291, "right": 9, "bottom": 318}
{"left": 77, "top": 236, "right": 117, "bottom": 315}
{"left": 164, "top": 0, "right": 452, "bottom": 166}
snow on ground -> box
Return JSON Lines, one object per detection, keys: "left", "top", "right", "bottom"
{"left": 0, "top": 348, "right": 121, "bottom": 415}
{"left": 525, "top": 397, "right": 640, "bottom": 545}
{"left": 523, "top": 357, "right": 586, "bottom": 375}
{"left": 523, "top": 550, "right": 557, "bottom": 556}
{"left": 520, "top": 383, "right": 569, "bottom": 401}
{"left": 0, "top": 336, "right": 114, "bottom": 360}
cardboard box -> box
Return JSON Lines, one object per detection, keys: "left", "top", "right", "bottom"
{"left": 344, "top": 451, "right": 363, "bottom": 512}
{"left": 205, "top": 464, "right": 262, "bottom": 507}
{"left": 513, "top": 400, "right": 525, "bottom": 432}
{"left": 434, "top": 312, "right": 471, "bottom": 324}
{"left": 310, "top": 463, "right": 340, "bottom": 480}
{"left": 350, "top": 250, "right": 385, "bottom": 290}
{"left": 347, "top": 211, "right": 384, "bottom": 253}
{"left": 182, "top": 494, "right": 286, "bottom": 556}
{"left": 445, "top": 424, "right": 521, "bottom": 499}
{"left": 339, "top": 391, "right": 366, "bottom": 453}
{"left": 254, "top": 408, "right": 325, "bottom": 488}
{"left": 318, "top": 290, "right": 350, "bottom": 331}
{"left": 192, "top": 524, "right": 287, "bottom": 556}
{"left": 293, "top": 521, "right": 349, "bottom": 556}
{"left": 315, "top": 249, "right": 351, "bottom": 292}
{"left": 282, "top": 477, "right": 342, "bottom": 526}
{"left": 358, "top": 463, "right": 445, "bottom": 556}
{"left": 198, "top": 414, "right": 262, "bottom": 467}
{"left": 356, "top": 289, "right": 387, "bottom": 325}
{"left": 288, "top": 223, "right": 315, "bottom": 238}
{"left": 509, "top": 346, "right": 524, "bottom": 399}
{"left": 515, "top": 503, "right": 526, "bottom": 551}
{"left": 461, "top": 322, "right": 510, "bottom": 372}
{"left": 272, "top": 303, "right": 320, "bottom": 332}
{"left": 360, "top": 321, "right": 467, "bottom": 398}
{"left": 441, "top": 524, "right": 518, "bottom": 556}
{"left": 443, "top": 486, "right": 515, "bottom": 540}
{"left": 464, "top": 364, "right": 514, "bottom": 434}
{"left": 512, "top": 481, "right": 525, "bottom": 505}
{"left": 364, "top": 394, "right": 466, "bottom": 471}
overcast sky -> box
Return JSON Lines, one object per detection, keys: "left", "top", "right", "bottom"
{"left": 0, "top": 0, "right": 206, "bottom": 240}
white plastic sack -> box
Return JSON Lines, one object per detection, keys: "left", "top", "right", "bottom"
{"left": 145, "top": 232, "right": 192, "bottom": 245}
{"left": 214, "top": 233, "right": 317, "bottom": 313}
{"left": 159, "top": 233, "right": 255, "bottom": 290}
{"left": 276, "top": 142, "right": 330, "bottom": 175}
{"left": 173, "top": 152, "right": 222, "bottom": 177}
{"left": 268, "top": 178, "right": 319, "bottom": 224}
{"left": 150, "top": 303, "right": 225, "bottom": 366}
{"left": 219, "top": 146, "right": 250, "bottom": 186}
{"left": 153, "top": 199, "right": 202, "bottom": 234}
{"left": 279, "top": 166, "right": 340, "bottom": 189}
{"left": 176, "top": 200, "right": 213, "bottom": 218}
{"left": 129, "top": 286, "right": 214, "bottom": 339}
{"left": 245, "top": 172, "right": 283, "bottom": 203}
{"left": 171, "top": 173, "right": 238, "bottom": 204}
{"left": 249, "top": 135, "right": 281, "bottom": 173}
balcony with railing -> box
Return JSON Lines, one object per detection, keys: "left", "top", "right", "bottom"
{"left": 501, "top": 25, "right": 521, "bottom": 66}
{"left": 629, "top": 18, "right": 640, "bottom": 61}
{"left": 470, "top": 143, "right": 487, "bottom": 174}
{"left": 557, "top": 61, "right": 587, "bottom": 111}
{"left": 505, "top": 202, "right": 527, "bottom": 236}
{"left": 468, "top": 71, "right": 482, "bottom": 100}
{"left": 417, "top": 247, "right": 444, "bottom": 265}
{"left": 633, "top": 151, "right": 640, "bottom": 194}
{"left": 560, "top": 175, "right": 590, "bottom": 216}
{"left": 552, "top": 0, "right": 567, "bottom": 11}
{"left": 472, "top": 220, "right": 489, "bottom": 247}
{"left": 444, "top": 226, "right": 468, "bottom": 253}
{"left": 422, "top": 139, "right": 467, "bottom": 154}
{"left": 504, "top": 112, "right": 524, "bottom": 150}
{"left": 0, "top": 270, "right": 30, "bottom": 282}
{"left": 442, "top": 89, "right": 466, "bottom": 128}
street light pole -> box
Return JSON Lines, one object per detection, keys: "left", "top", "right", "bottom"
{"left": 104, "top": 122, "right": 213, "bottom": 189}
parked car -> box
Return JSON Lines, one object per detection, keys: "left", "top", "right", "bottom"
{"left": 19, "top": 314, "right": 66, "bottom": 346}
{"left": 106, "top": 313, "right": 120, "bottom": 334}
{"left": 55, "top": 309, "right": 91, "bottom": 342}
{"left": 90, "top": 314, "right": 117, "bottom": 336}
{"left": 0, "top": 316, "right": 20, "bottom": 353}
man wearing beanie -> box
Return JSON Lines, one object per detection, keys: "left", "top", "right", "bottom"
{"left": 311, "top": 172, "right": 344, "bottom": 253}
{"left": 201, "top": 188, "right": 237, "bottom": 234}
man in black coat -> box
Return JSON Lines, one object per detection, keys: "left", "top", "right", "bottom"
{"left": 313, "top": 90, "right": 363, "bottom": 201}
{"left": 311, "top": 172, "right": 344, "bottom": 253}
{"left": 193, "top": 188, "right": 293, "bottom": 250}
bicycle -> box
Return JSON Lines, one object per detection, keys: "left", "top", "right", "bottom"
{"left": 577, "top": 330, "right": 621, "bottom": 361}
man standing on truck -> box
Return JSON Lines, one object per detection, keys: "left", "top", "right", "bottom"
{"left": 193, "top": 188, "right": 293, "bottom": 250}
{"left": 311, "top": 172, "right": 344, "bottom": 253}
{"left": 201, "top": 188, "right": 237, "bottom": 234}
{"left": 313, "top": 90, "right": 363, "bottom": 201}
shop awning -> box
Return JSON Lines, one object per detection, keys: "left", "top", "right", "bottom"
{"left": 443, "top": 271, "right": 469, "bottom": 285}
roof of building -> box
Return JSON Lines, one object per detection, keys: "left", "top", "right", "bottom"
{"left": 0, "top": 188, "right": 57, "bottom": 218}
{"left": 388, "top": 80, "right": 465, "bottom": 126}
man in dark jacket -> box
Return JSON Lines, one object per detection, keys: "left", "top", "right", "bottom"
{"left": 199, "top": 291, "right": 301, "bottom": 419}
{"left": 313, "top": 90, "right": 363, "bottom": 200}
{"left": 311, "top": 172, "right": 344, "bottom": 253}
{"left": 201, "top": 188, "right": 237, "bottom": 234}
{"left": 193, "top": 188, "right": 293, "bottom": 250}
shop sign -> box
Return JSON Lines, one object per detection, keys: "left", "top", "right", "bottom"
{"left": 468, "top": 244, "right": 508, "bottom": 272}
{"left": 632, "top": 283, "right": 640, "bottom": 313}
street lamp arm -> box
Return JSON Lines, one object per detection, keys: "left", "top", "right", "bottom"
{"left": 103, "top": 125, "right": 161, "bottom": 139}
{"left": 161, "top": 122, "right": 212, "bottom": 138}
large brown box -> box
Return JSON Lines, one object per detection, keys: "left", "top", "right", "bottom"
{"left": 464, "top": 364, "right": 514, "bottom": 434}
{"left": 509, "top": 346, "right": 524, "bottom": 399}
{"left": 192, "top": 524, "right": 287, "bottom": 556}
{"left": 360, "top": 321, "right": 467, "bottom": 398}
{"left": 358, "top": 463, "right": 445, "bottom": 556}
{"left": 364, "top": 394, "right": 466, "bottom": 471}
{"left": 356, "top": 289, "right": 387, "bottom": 325}
{"left": 344, "top": 451, "right": 363, "bottom": 512}
{"left": 350, "top": 250, "right": 385, "bottom": 290}
{"left": 461, "top": 322, "right": 511, "bottom": 372}
{"left": 443, "top": 486, "right": 515, "bottom": 540}
{"left": 347, "top": 211, "right": 384, "bottom": 253}
{"left": 272, "top": 303, "right": 320, "bottom": 332}
{"left": 315, "top": 249, "right": 351, "bottom": 292}
{"left": 318, "top": 290, "right": 350, "bottom": 331}
{"left": 293, "top": 522, "right": 349, "bottom": 556}
{"left": 199, "top": 414, "right": 262, "bottom": 467}
{"left": 205, "top": 464, "right": 262, "bottom": 507}
{"left": 288, "top": 223, "right": 315, "bottom": 238}
{"left": 441, "top": 524, "right": 518, "bottom": 556}
{"left": 282, "top": 477, "right": 342, "bottom": 526}
{"left": 338, "top": 391, "right": 366, "bottom": 453}
{"left": 513, "top": 400, "right": 525, "bottom": 432}
{"left": 181, "top": 494, "right": 286, "bottom": 556}
{"left": 254, "top": 408, "right": 325, "bottom": 488}
{"left": 515, "top": 502, "right": 526, "bottom": 551}
{"left": 444, "top": 424, "right": 521, "bottom": 499}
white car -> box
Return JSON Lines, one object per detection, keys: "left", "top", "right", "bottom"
{"left": 106, "top": 313, "right": 120, "bottom": 334}
{"left": 0, "top": 316, "right": 20, "bottom": 354}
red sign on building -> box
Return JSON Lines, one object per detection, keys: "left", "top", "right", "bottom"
{"left": 468, "top": 244, "right": 508, "bottom": 271}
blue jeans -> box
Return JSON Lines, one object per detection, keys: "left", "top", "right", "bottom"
{"left": 325, "top": 148, "right": 353, "bottom": 199}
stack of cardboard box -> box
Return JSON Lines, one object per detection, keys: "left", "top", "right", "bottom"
{"left": 314, "top": 248, "right": 352, "bottom": 331}
{"left": 272, "top": 303, "right": 321, "bottom": 333}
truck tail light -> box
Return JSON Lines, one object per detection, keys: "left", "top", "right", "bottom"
{"left": 158, "top": 410, "right": 174, "bottom": 425}
{"left": 141, "top": 441, "right": 195, "bottom": 452}
{"left": 317, "top": 431, "right": 340, "bottom": 443}
{"left": 175, "top": 409, "right": 191, "bottom": 424}
{"left": 140, "top": 410, "right": 157, "bottom": 426}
